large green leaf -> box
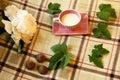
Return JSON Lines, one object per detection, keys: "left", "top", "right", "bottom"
{"left": 60, "top": 53, "right": 72, "bottom": 69}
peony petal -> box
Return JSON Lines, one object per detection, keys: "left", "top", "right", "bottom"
{"left": 4, "top": 5, "right": 19, "bottom": 20}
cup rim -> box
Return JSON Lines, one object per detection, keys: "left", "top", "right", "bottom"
{"left": 58, "top": 9, "right": 81, "bottom": 27}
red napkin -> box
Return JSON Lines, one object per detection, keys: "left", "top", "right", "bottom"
{"left": 52, "top": 13, "right": 89, "bottom": 35}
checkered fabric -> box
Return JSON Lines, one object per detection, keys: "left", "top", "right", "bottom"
{"left": 0, "top": 0, "right": 120, "bottom": 80}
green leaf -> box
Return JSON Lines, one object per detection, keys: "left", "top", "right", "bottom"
{"left": 48, "top": 2, "right": 60, "bottom": 10}
{"left": 101, "top": 29, "right": 111, "bottom": 39}
{"left": 98, "top": 23, "right": 108, "bottom": 29}
{"left": 94, "top": 44, "right": 103, "bottom": 49}
{"left": 47, "top": 9, "right": 61, "bottom": 14}
{"left": 88, "top": 55, "right": 93, "bottom": 62}
{"left": 60, "top": 53, "right": 72, "bottom": 69}
{"left": 88, "top": 44, "right": 109, "bottom": 68}
{"left": 49, "top": 42, "right": 73, "bottom": 70}
{"left": 100, "top": 48, "right": 109, "bottom": 55}
{"left": 92, "top": 28, "right": 102, "bottom": 38}
{"left": 102, "top": 8, "right": 117, "bottom": 18}
{"left": 48, "top": 51, "right": 65, "bottom": 70}
{"left": 92, "top": 23, "right": 111, "bottom": 39}
{"left": 51, "top": 42, "right": 67, "bottom": 54}
{"left": 17, "top": 40, "right": 24, "bottom": 54}
{"left": 92, "top": 49, "right": 102, "bottom": 58}
{"left": 89, "top": 55, "right": 103, "bottom": 68}
{"left": 60, "top": 42, "right": 67, "bottom": 53}
{"left": 51, "top": 43, "right": 61, "bottom": 53}
{"left": 97, "top": 23, "right": 111, "bottom": 39}
{"left": 92, "top": 57, "right": 103, "bottom": 68}
{"left": 95, "top": 44, "right": 109, "bottom": 54}
{"left": 48, "top": 61, "right": 58, "bottom": 70}
{"left": 97, "top": 4, "right": 117, "bottom": 21}
{"left": 99, "top": 4, "right": 111, "bottom": 11}
{"left": 47, "top": 2, "right": 61, "bottom": 14}
{"left": 97, "top": 11, "right": 111, "bottom": 21}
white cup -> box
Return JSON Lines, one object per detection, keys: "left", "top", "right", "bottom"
{"left": 53, "top": 10, "right": 81, "bottom": 27}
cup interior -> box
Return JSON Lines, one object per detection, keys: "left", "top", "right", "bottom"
{"left": 59, "top": 10, "right": 81, "bottom": 27}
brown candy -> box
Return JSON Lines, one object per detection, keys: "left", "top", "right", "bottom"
{"left": 38, "top": 65, "right": 48, "bottom": 74}
{"left": 35, "top": 54, "right": 47, "bottom": 62}
{"left": 25, "top": 60, "right": 35, "bottom": 70}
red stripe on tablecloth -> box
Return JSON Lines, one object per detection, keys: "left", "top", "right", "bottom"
{"left": 110, "top": 45, "right": 120, "bottom": 80}
{"left": 70, "top": 36, "right": 86, "bottom": 80}
{"left": 8, "top": 0, "right": 47, "bottom": 10}
{"left": 68, "top": 62, "right": 120, "bottom": 79}
{"left": 71, "top": 0, "right": 98, "bottom": 80}
{"left": 68, "top": 0, "right": 74, "bottom": 9}
{"left": 2, "top": 69, "right": 31, "bottom": 80}
{"left": 72, "top": 0, "right": 78, "bottom": 9}
{"left": 109, "top": 9, "right": 120, "bottom": 80}
{"left": 0, "top": 41, "right": 14, "bottom": 72}
{"left": 13, "top": 45, "right": 30, "bottom": 80}
{"left": 13, "top": 0, "right": 29, "bottom": 79}
{"left": 50, "top": 0, "right": 74, "bottom": 79}
{"left": 18, "top": 0, "right": 44, "bottom": 79}
{"left": 69, "top": 1, "right": 91, "bottom": 80}
{"left": 105, "top": 5, "right": 120, "bottom": 80}
{"left": 51, "top": 36, "right": 69, "bottom": 80}
{"left": 4, "top": 62, "right": 52, "bottom": 80}
{"left": 70, "top": 1, "right": 94, "bottom": 80}
{"left": 105, "top": 0, "right": 120, "bottom": 2}
{"left": 12, "top": 0, "right": 29, "bottom": 80}
{"left": 89, "top": 19, "right": 120, "bottom": 27}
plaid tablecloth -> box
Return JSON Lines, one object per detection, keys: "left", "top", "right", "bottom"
{"left": 0, "top": 0, "right": 120, "bottom": 80}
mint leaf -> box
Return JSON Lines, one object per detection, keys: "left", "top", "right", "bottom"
{"left": 89, "top": 55, "right": 103, "bottom": 68}
{"left": 60, "top": 53, "right": 72, "bottom": 69}
{"left": 94, "top": 4, "right": 116, "bottom": 39}
{"left": 97, "top": 4, "right": 117, "bottom": 21}
{"left": 99, "top": 4, "right": 111, "bottom": 11}
{"left": 88, "top": 55, "right": 93, "bottom": 62}
{"left": 92, "top": 57, "right": 103, "bottom": 68}
{"left": 47, "top": 9, "right": 61, "bottom": 14}
{"left": 102, "top": 8, "right": 117, "bottom": 18}
{"left": 92, "top": 28, "right": 102, "bottom": 38}
{"left": 49, "top": 42, "right": 72, "bottom": 70}
{"left": 47, "top": 2, "right": 61, "bottom": 14}
{"left": 97, "top": 11, "right": 111, "bottom": 21}
{"left": 48, "top": 51, "right": 64, "bottom": 70}
{"left": 95, "top": 44, "right": 109, "bottom": 54}
{"left": 51, "top": 43, "right": 61, "bottom": 53}
{"left": 48, "top": 2, "right": 60, "bottom": 10}
{"left": 100, "top": 48, "right": 109, "bottom": 55}
{"left": 94, "top": 44, "right": 103, "bottom": 49}
{"left": 97, "top": 23, "right": 111, "bottom": 39}
{"left": 98, "top": 23, "right": 108, "bottom": 29}
{"left": 101, "top": 29, "right": 111, "bottom": 39}
{"left": 88, "top": 44, "right": 109, "bottom": 68}
{"left": 92, "top": 23, "right": 111, "bottom": 39}
{"left": 92, "top": 49, "right": 102, "bottom": 58}
{"left": 51, "top": 42, "right": 67, "bottom": 54}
